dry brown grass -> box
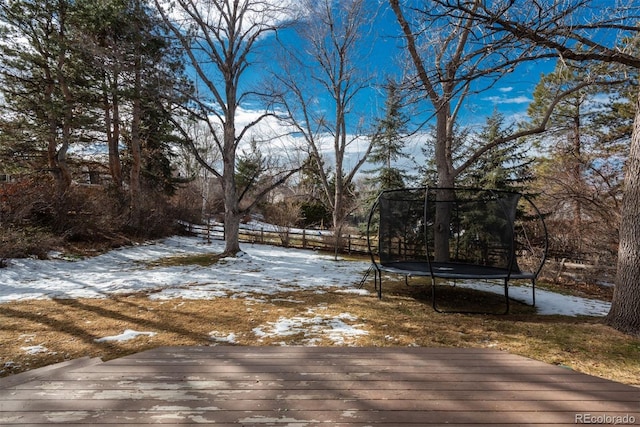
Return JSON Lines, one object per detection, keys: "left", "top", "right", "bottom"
{"left": 1, "top": 274, "right": 638, "bottom": 385}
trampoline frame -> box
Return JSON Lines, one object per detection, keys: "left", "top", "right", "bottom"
{"left": 365, "top": 187, "right": 548, "bottom": 314}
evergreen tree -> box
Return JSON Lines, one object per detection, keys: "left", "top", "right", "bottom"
{"left": 0, "top": 0, "right": 92, "bottom": 196}
{"left": 366, "top": 79, "right": 411, "bottom": 192}
{"left": 297, "top": 154, "right": 333, "bottom": 228}
{"left": 525, "top": 59, "right": 632, "bottom": 260}
{"left": 460, "top": 110, "right": 533, "bottom": 191}
{"left": 74, "top": 0, "right": 189, "bottom": 228}
{"left": 1, "top": 0, "right": 189, "bottom": 236}
{"left": 235, "top": 139, "right": 266, "bottom": 206}
{"left": 419, "top": 124, "right": 470, "bottom": 187}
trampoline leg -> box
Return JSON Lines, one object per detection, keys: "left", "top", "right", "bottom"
{"left": 405, "top": 275, "right": 409, "bottom": 286}
{"left": 373, "top": 269, "right": 378, "bottom": 292}
{"left": 377, "top": 270, "right": 383, "bottom": 299}
{"left": 531, "top": 278, "right": 536, "bottom": 307}
{"left": 431, "top": 277, "right": 442, "bottom": 313}
{"left": 503, "top": 279, "right": 510, "bottom": 314}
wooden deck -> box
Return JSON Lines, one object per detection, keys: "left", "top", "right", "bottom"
{"left": 0, "top": 346, "right": 637, "bottom": 426}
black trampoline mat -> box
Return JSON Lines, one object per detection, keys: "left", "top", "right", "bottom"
{"left": 379, "top": 261, "right": 534, "bottom": 279}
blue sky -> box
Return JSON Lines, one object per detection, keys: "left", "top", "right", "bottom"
{"left": 463, "top": 59, "right": 558, "bottom": 126}
{"left": 178, "top": 0, "right": 561, "bottom": 137}
{"left": 205, "top": 1, "right": 567, "bottom": 175}
{"left": 265, "top": 2, "right": 558, "bottom": 132}
{"left": 177, "top": 0, "right": 570, "bottom": 175}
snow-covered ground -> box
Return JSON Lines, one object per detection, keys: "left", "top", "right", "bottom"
{"left": 0, "top": 235, "right": 611, "bottom": 322}
{"left": 0, "top": 236, "right": 367, "bottom": 302}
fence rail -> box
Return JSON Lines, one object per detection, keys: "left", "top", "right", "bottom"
{"left": 183, "top": 222, "right": 370, "bottom": 255}
{"left": 181, "top": 221, "right": 613, "bottom": 285}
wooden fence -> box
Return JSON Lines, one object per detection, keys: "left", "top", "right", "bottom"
{"left": 182, "top": 221, "right": 614, "bottom": 285}
{"left": 183, "top": 222, "right": 371, "bottom": 255}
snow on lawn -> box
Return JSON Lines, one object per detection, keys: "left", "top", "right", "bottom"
{"left": 0, "top": 235, "right": 611, "bottom": 323}
{"left": 94, "top": 330, "right": 157, "bottom": 343}
{"left": 0, "top": 236, "right": 368, "bottom": 302}
{"left": 252, "top": 307, "right": 368, "bottom": 346}
{"left": 457, "top": 282, "right": 611, "bottom": 317}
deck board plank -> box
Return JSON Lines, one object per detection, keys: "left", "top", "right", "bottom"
{"left": 0, "top": 346, "right": 637, "bottom": 426}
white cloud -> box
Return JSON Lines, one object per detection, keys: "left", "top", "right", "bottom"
{"left": 156, "top": 0, "right": 299, "bottom": 38}
{"left": 482, "top": 95, "right": 532, "bottom": 104}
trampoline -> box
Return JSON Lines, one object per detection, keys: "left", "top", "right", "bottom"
{"left": 365, "top": 187, "right": 548, "bottom": 314}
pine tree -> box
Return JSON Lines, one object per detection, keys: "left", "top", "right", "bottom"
{"left": 419, "top": 123, "right": 470, "bottom": 187}
{"left": 525, "top": 59, "right": 632, "bottom": 261}
{"left": 460, "top": 110, "right": 533, "bottom": 191}
{"left": 297, "top": 154, "right": 332, "bottom": 228}
{"left": 74, "top": 0, "right": 189, "bottom": 229}
{"left": 366, "top": 79, "right": 411, "bottom": 192}
{"left": 0, "top": 0, "right": 92, "bottom": 196}
{"left": 235, "top": 139, "right": 266, "bottom": 207}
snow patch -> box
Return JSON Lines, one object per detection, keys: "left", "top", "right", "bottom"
{"left": 253, "top": 310, "right": 368, "bottom": 345}
{"left": 209, "top": 332, "right": 237, "bottom": 344}
{"left": 21, "top": 345, "right": 52, "bottom": 355}
{"left": 0, "top": 235, "right": 613, "bottom": 317}
{"left": 94, "top": 329, "right": 156, "bottom": 343}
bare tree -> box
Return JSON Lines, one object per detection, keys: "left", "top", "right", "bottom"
{"left": 274, "top": 0, "right": 378, "bottom": 254}
{"left": 388, "top": 0, "right": 599, "bottom": 261}
{"left": 154, "top": 0, "right": 299, "bottom": 255}
{"left": 424, "top": 0, "right": 640, "bottom": 336}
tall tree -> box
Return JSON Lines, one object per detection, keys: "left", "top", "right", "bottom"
{"left": 0, "top": 0, "right": 89, "bottom": 197}
{"left": 459, "top": 110, "right": 533, "bottom": 191}
{"left": 366, "top": 78, "right": 411, "bottom": 192}
{"left": 75, "top": 0, "right": 189, "bottom": 230}
{"left": 154, "top": 0, "right": 299, "bottom": 255}
{"left": 388, "top": 0, "right": 551, "bottom": 190}
{"left": 74, "top": 0, "right": 131, "bottom": 189}
{"left": 274, "top": 0, "right": 378, "bottom": 246}
{"left": 429, "top": 0, "right": 640, "bottom": 336}
{"left": 388, "top": 0, "right": 548, "bottom": 261}
{"left": 528, "top": 62, "right": 592, "bottom": 235}
{"left": 526, "top": 60, "right": 630, "bottom": 260}
{"left": 125, "top": 0, "right": 188, "bottom": 228}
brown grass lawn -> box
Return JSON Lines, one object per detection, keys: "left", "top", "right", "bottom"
{"left": 1, "top": 273, "right": 638, "bottom": 385}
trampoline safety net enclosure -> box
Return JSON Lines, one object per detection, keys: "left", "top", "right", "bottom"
{"left": 366, "top": 187, "right": 548, "bottom": 314}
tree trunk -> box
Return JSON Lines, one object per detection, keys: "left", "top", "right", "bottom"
{"left": 105, "top": 72, "right": 122, "bottom": 188}
{"left": 56, "top": 136, "right": 72, "bottom": 193}
{"left": 222, "top": 123, "right": 241, "bottom": 255}
{"left": 48, "top": 134, "right": 72, "bottom": 197}
{"left": 434, "top": 108, "right": 455, "bottom": 262}
{"left": 333, "top": 186, "right": 344, "bottom": 260}
{"left": 605, "top": 91, "right": 640, "bottom": 337}
{"left": 333, "top": 126, "right": 345, "bottom": 259}
{"left": 224, "top": 207, "right": 241, "bottom": 255}
{"left": 571, "top": 116, "right": 582, "bottom": 253}
{"left": 129, "top": 70, "right": 142, "bottom": 229}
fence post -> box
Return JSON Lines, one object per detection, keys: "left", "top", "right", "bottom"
{"left": 261, "top": 227, "right": 264, "bottom": 244}
{"left": 348, "top": 234, "right": 351, "bottom": 254}
{"left": 302, "top": 228, "right": 307, "bottom": 249}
